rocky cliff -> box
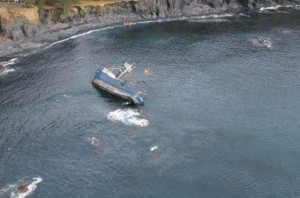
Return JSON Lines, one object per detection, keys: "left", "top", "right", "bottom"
{"left": 0, "top": 0, "right": 299, "bottom": 41}
{"left": 0, "top": 6, "right": 40, "bottom": 41}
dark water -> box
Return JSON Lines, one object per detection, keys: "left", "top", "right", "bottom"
{"left": 1, "top": 7, "right": 300, "bottom": 198}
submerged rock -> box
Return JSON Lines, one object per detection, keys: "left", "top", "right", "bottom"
{"left": 0, "top": 65, "right": 5, "bottom": 73}
{"left": 90, "top": 137, "right": 101, "bottom": 146}
{"left": 254, "top": 37, "right": 272, "bottom": 48}
{"left": 17, "top": 183, "right": 30, "bottom": 194}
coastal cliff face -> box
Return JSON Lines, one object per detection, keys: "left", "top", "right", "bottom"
{"left": 0, "top": 0, "right": 299, "bottom": 41}
{"left": 44, "top": 0, "right": 299, "bottom": 24}
{"left": 130, "top": 0, "right": 299, "bottom": 17}
{"left": 0, "top": 6, "right": 40, "bottom": 41}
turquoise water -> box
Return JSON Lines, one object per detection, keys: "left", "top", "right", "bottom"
{"left": 0, "top": 7, "right": 300, "bottom": 198}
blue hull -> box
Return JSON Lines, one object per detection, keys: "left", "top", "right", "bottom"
{"left": 92, "top": 69, "right": 144, "bottom": 106}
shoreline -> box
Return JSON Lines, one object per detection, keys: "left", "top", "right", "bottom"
{"left": 0, "top": 10, "right": 236, "bottom": 62}
{"left": 0, "top": 19, "right": 125, "bottom": 61}
{"left": 0, "top": 4, "right": 299, "bottom": 68}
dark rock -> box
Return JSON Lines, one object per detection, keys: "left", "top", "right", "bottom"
{"left": 21, "top": 23, "right": 39, "bottom": 37}
{"left": 2, "top": 19, "right": 39, "bottom": 40}
{"left": 0, "top": 65, "right": 5, "bottom": 74}
{"left": 9, "top": 29, "right": 24, "bottom": 41}
{"left": 17, "top": 183, "right": 30, "bottom": 194}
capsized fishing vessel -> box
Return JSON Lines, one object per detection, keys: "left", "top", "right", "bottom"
{"left": 92, "top": 62, "right": 144, "bottom": 106}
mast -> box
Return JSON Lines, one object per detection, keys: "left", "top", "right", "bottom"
{"left": 116, "top": 62, "right": 134, "bottom": 79}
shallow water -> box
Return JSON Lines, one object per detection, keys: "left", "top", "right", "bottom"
{"left": 0, "top": 7, "right": 300, "bottom": 198}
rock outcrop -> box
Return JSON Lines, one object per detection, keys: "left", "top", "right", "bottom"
{"left": 17, "top": 183, "right": 30, "bottom": 194}
{"left": 0, "top": 6, "right": 40, "bottom": 41}
{"left": 133, "top": 0, "right": 299, "bottom": 17}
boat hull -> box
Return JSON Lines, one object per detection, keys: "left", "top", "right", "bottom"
{"left": 92, "top": 69, "right": 144, "bottom": 106}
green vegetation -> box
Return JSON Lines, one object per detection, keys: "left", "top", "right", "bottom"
{"left": 46, "top": 0, "right": 78, "bottom": 16}
{"left": 24, "top": 0, "right": 36, "bottom": 7}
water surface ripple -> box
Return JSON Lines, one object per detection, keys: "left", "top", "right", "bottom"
{"left": 0, "top": 8, "right": 300, "bottom": 198}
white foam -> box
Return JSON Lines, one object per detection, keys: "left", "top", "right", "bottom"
{"left": 62, "top": 94, "right": 71, "bottom": 98}
{"left": 1, "top": 177, "right": 42, "bottom": 198}
{"left": 150, "top": 145, "right": 158, "bottom": 152}
{"left": 0, "top": 184, "right": 17, "bottom": 197}
{"left": 0, "top": 58, "right": 18, "bottom": 67}
{"left": 192, "top": 13, "right": 234, "bottom": 19}
{"left": 46, "top": 25, "right": 122, "bottom": 49}
{"left": 189, "top": 18, "right": 230, "bottom": 23}
{"left": 88, "top": 137, "right": 101, "bottom": 146}
{"left": 107, "top": 108, "right": 149, "bottom": 127}
{"left": 0, "top": 58, "right": 17, "bottom": 75}
{"left": 0, "top": 68, "right": 16, "bottom": 75}
{"left": 189, "top": 13, "right": 233, "bottom": 23}
{"left": 259, "top": 5, "right": 293, "bottom": 12}
{"left": 252, "top": 38, "right": 272, "bottom": 48}
{"left": 122, "top": 101, "right": 131, "bottom": 106}
{"left": 10, "top": 177, "right": 43, "bottom": 198}
{"left": 281, "top": 29, "right": 292, "bottom": 34}
{"left": 260, "top": 5, "right": 281, "bottom": 11}
{"left": 238, "top": 13, "right": 251, "bottom": 17}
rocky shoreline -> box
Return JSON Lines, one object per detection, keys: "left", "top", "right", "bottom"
{"left": 0, "top": 0, "right": 299, "bottom": 62}
{"left": 0, "top": 17, "right": 128, "bottom": 61}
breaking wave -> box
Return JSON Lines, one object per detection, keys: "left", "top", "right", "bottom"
{"left": 282, "top": 29, "right": 292, "bottom": 34}
{"left": 259, "top": 5, "right": 293, "bottom": 12}
{"left": 188, "top": 13, "right": 233, "bottom": 23}
{"left": 0, "top": 58, "right": 17, "bottom": 75}
{"left": 238, "top": 13, "right": 251, "bottom": 17}
{"left": 0, "top": 68, "right": 16, "bottom": 75}
{"left": 107, "top": 108, "right": 149, "bottom": 127}
{"left": 87, "top": 137, "right": 101, "bottom": 146}
{"left": 252, "top": 37, "right": 272, "bottom": 48}
{"left": 47, "top": 25, "right": 122, "bottom": 48}
{"left": 0, "top": 58, "right": 18, "bottom": 67}
{"left": 0, "top": 177, "right": 43, "bottom": 198}
{"left": 192, "top": 13, "right": 234, "bottom": 19}
{"left": 62, "top": 94, "right": 71, "bottom": 98}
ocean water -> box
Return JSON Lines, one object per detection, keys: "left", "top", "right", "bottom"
{"left": 0, "top": 7, "right": 300, "bottom": 198}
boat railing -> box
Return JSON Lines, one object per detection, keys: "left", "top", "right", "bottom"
{"left": 108, "top": 62, "right": 135, "bottom": 80}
